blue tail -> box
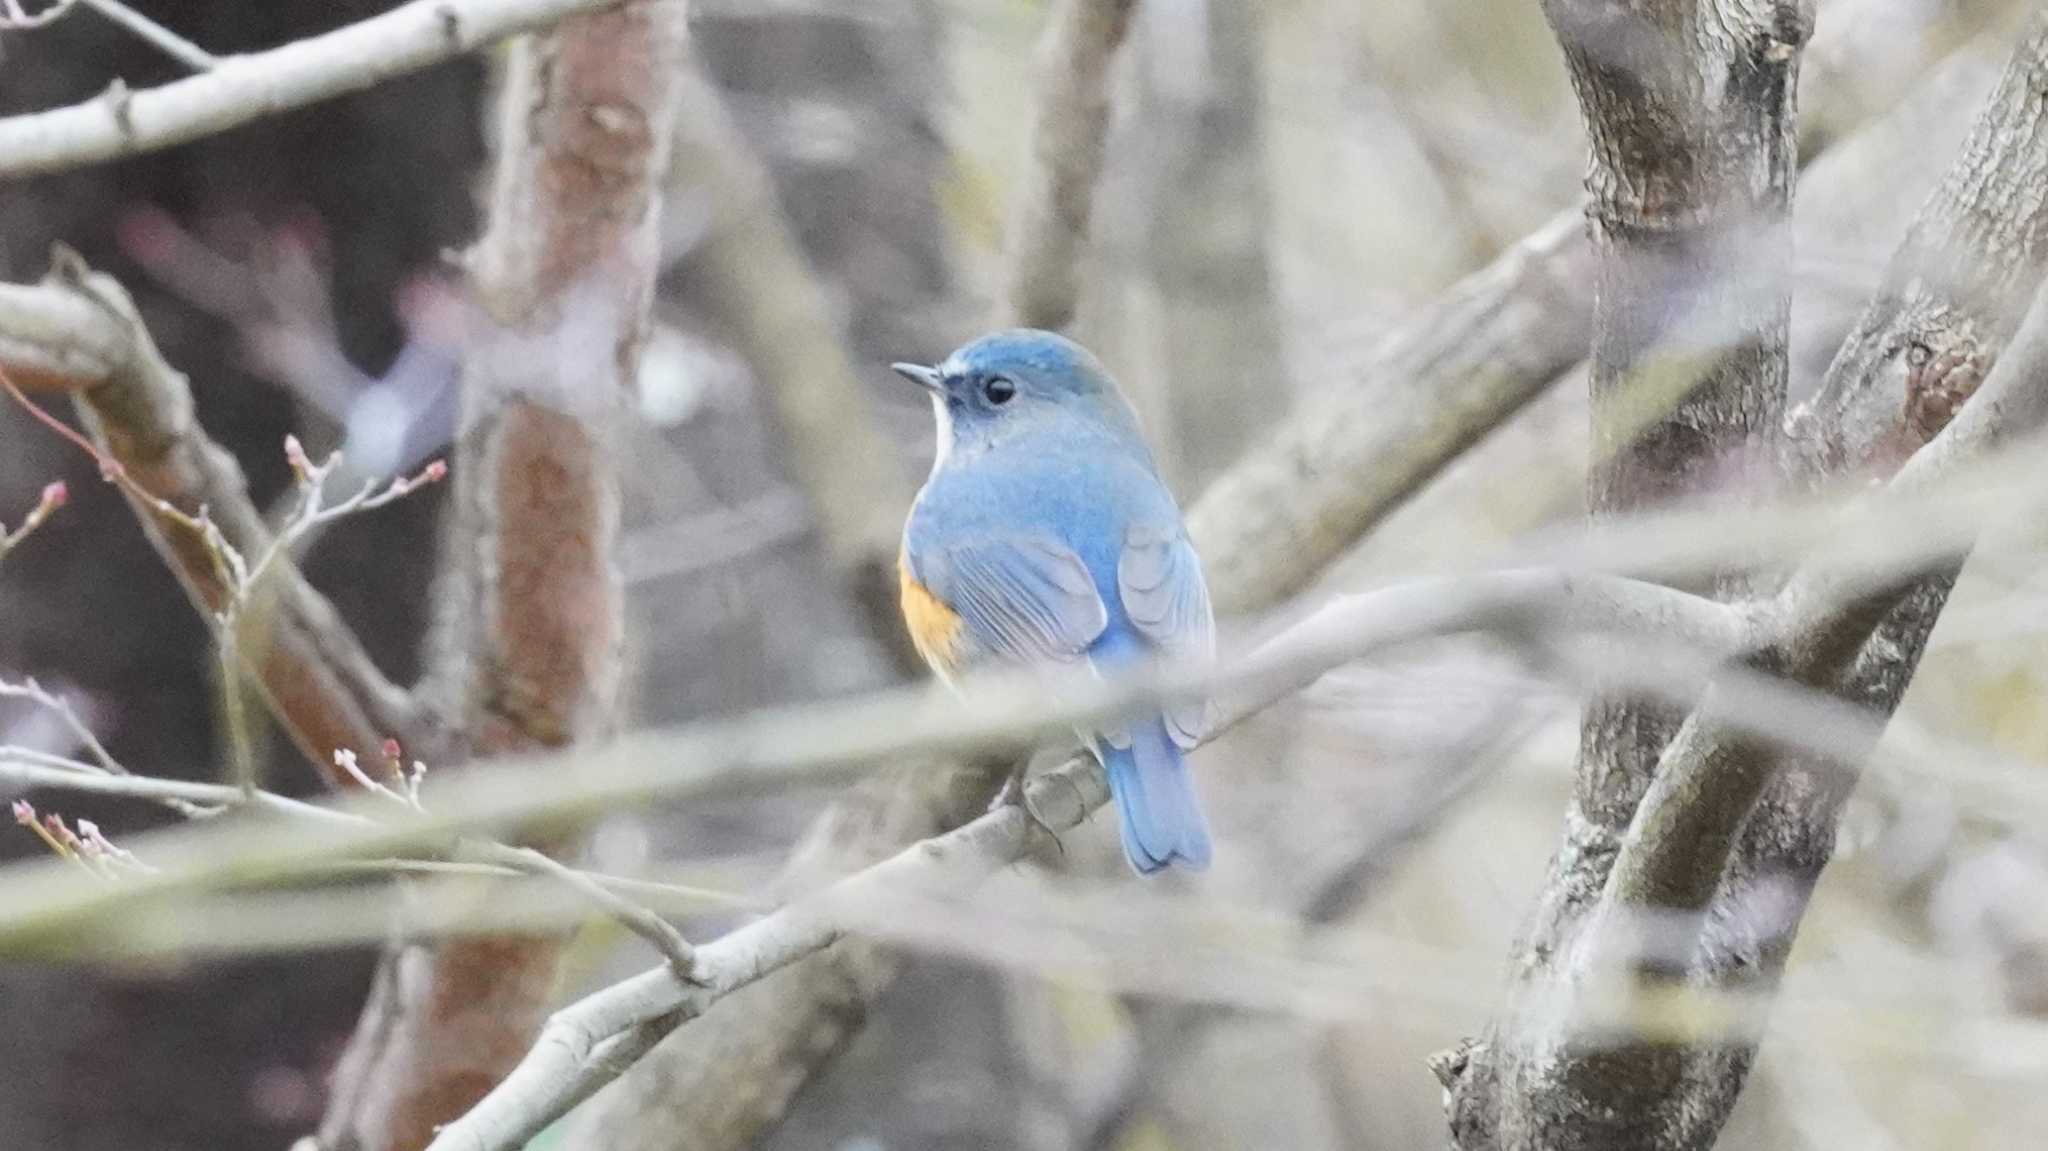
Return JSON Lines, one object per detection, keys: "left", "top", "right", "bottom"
{"left": 1100, "top": 720, "right": 1212, "bottom": 874}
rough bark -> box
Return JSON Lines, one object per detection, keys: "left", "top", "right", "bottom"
{"left": 1444, "top": 13, "right": 2048, "bottom": 1151}
{"left": 312, "top": 4, "right": 683, "bottom": 1149}
{"left": 1449, "top": 0, "right": 1810, "bottom": 1147}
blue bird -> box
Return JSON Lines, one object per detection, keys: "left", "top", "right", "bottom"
{"left": 892, "top": 330, "right": 1215, "bottom": 874}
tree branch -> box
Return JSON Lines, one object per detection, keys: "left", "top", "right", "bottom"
{"left": 400, "top": 566, "right": 1754, "bottom": 1149}
{"left": 662, "top": 37, "right": 911, "bottom": 579}
{"left": 1612, "top": 274, "right": 2048, "bottom": 912}
{"left": 1003, "top": 0, "right": 1139, "bottom": 331}
{"left": 1, "top": 255, "right": 429, "bottom": 781}
{"left": 0, "top": 749, "right": 354, "bottom": 824}
{"left": 1188, "top": 207, "right": 1594, "bottom": 614}
{"left": 0, "top": 0, "right": 625, "bottom": 179}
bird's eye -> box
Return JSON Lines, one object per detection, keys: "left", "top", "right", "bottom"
{"left": 983, "top": 376, "right": 1017, "bottom": 405}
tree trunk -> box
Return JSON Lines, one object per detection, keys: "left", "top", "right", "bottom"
{"left": 1447, "top": 1, "right": 1809, "bottom": 1147}
{"left": 315, "top": 5, "right": 685, "bottom": 1148}
{"left": 1444, "top": 13, "right": 2048, "bottom": 1151}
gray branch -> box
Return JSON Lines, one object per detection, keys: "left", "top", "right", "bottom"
{"left": 0, "top": 0, "right": 624, "bottom": 178}
{"left": 1003, "top": 0, "right": 1139, "bottom": 330}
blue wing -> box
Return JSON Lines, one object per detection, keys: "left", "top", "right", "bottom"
{"left": 1117, "top": 523, "right": 1215, "bottom": 747}
{"left": 915, "top": 535, "right": 1109, "bottom": 665}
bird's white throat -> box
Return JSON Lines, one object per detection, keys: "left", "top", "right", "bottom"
{"left": 928, "top": 392, "right": 954, "bottom": 478}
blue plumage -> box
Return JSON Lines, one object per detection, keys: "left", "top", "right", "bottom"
{"left": 895, "top": 330, "right": 1215, "bottom": 874}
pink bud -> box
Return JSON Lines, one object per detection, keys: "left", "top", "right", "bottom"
{"left": 39, "top": 480, "right": 67, "bottom": 510}
{"left": 381, "top": 738, "right": 402, "bottom": 761}
{"left": 283, "top": 434, "right": 310, "bottom": 473}
{"left": 422, "top": 460, "right": 449, "bottom": 484}
{"left": 11, "top": 800, "right": 34, "bottom": 825}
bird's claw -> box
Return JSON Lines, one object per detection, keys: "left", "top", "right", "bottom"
{"left": 992, "top": 767, "right": 1065, "bottom": 858}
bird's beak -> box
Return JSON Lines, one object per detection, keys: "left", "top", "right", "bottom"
{"left": 891, "top": 362, "right": 944, "bottom": 394}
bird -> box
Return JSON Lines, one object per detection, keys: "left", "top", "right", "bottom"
{"left": 892, "top": 329, "right": 1215, "bottom": 874}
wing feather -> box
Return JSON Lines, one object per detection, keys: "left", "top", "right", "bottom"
{"left": 1117, "top": 524, "right": 1215, "bottom": 748}
{"left": 921, "top": 536, "right": 1108, "bottom": 665}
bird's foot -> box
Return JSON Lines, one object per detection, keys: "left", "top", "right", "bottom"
{"left": 991, "top": 763, "right": 1065, "bottom": 858}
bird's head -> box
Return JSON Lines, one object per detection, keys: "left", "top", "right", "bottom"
{"left": 892, "top": 329, "right": 1147, "bottom": 461}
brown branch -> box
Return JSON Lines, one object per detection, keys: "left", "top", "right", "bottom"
{"left": 311, "top": 3, "right": 685, "bottom": 1149}
{"left": 1, "top": 255, "right": 428, "bottom": 782}
{"left": 1444, "top": 12, "right": 2048, "bottom": 1151}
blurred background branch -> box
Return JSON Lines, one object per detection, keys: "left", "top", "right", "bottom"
{"left": 2, "top": 3, "right": 2047, "bottom": 1151}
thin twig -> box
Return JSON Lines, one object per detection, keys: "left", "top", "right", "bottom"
{"left": 460, "top": 839, "right": 700, "bottom": 977}
{"left": 0, "top": 750, "right": 353, "bottom": 824}
{"left": 0, "top": 0, "right": 82, "bottom": 31}
{"left": 0, "top": 480, "right": 65, "bottom": 561}
{"left": 0, "top": 750, "right": 752, "bottom": 935}
{"left": 319, "top": 858, "right": 762, "bottom": 913}
{"left": 0, "top": 676, "right": 122, "bottom": 778}
{"left": 80, "top": 0, "right": 220, "bottom": 71}
{"left": 2, "top": 260, "right": 438, "bottom": 779}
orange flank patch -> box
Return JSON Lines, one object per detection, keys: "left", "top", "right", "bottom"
{"left": 899, "top": 551, "right": 966, "bottom": 675}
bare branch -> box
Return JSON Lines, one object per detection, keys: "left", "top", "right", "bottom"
{"left": 405, "top": 568, "right": 1751, "bottom": 1149}
{"left": 1613, "top": 274, "right": 2048, "bottom": 912}
{"left": 77, "top": 0, "right": 220, "bottom": 72}
{"left": 0, "top": 749, "right": 359, "bottom": 825}
{"left": 0, "top": 0, "right": 624, "bottom": 178}
{"left": 0, "top": 278, "right": 130, "bottom": 391}
{"left": 662, "top": 42, "right": 910, "bottom": 576}
{"left": 0, "top": 744, "right": 762, "bottom": 930}
{"left": 1791, "top": 14, "right": 2048, "bottom": 478}
{"left": 0, "top": 257, "right": 430, "bottom": 780}
{"left": 0, "top": 477, "right": 65, "bottom": 561}
{"left": 1189, "top": 206, "right": 1595, "bottom": 612}
{"left": 1004, "top": 0, "right": 1139, "bottom": 330}
{"left": 456, "top": 839, "right": 699, "bottom": 976}
{"left": 0, "top": 0, "right": 81, "bottom": 31}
